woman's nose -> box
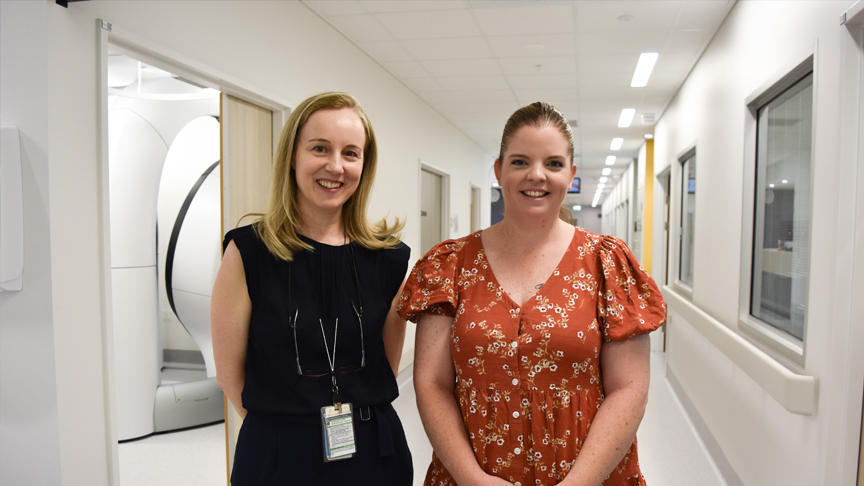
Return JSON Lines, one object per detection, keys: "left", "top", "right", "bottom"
{"left": 325, "top": 155, "right": 345, "bottom": 174}
{"left": 527, "top": 162, "right": 545, "bottom": 181}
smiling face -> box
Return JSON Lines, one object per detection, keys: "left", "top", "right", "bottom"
{"left": 494, "top": 124, "right": 577, "bottom": 220}
{"left": 293, "top": 107, "right": 366, "bottom": 218}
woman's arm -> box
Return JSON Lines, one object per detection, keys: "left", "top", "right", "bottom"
{"left": 382, "top": 280, "right": 407, "bottom": 378}
{"left": 211, "top": 240, "right": 252, "bottom": 419}
{"left": 559, "top": 334, "right": 650, "bottom": 486}
{"left": 414, "top": 314, "right": 514, "bottom": 486}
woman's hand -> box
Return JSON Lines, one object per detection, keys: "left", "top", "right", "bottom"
{"left": 559, "top": 334, "right": 651, "bottom": 486}
{"left": 211, "top": 240, "right": 252, "bottom": 419}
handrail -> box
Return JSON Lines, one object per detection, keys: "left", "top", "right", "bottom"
{"left": 663, "top": 287, "right": 817, "bottom": 415}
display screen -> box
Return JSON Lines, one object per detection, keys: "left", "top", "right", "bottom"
{"left": 569, "top": 177, "right": 581, "bottom": 193}
{"left": 687, "top": 177, "right": 696, "bottom": 194}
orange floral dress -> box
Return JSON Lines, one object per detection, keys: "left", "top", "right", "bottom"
{"left": 398, "top": 228, "right": 666, "bottom": 486}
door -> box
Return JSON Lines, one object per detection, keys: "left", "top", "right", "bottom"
{"left": 471, "top": 185, "right": 481, "bottom": 233}
{"left": 221, "top": 94, "right": 273, "bottom": 480}
{"left": 420, "top": 168, "right": 443, "bottom": 256}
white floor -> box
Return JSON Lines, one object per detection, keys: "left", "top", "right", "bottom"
{"left": 119, "top": 352, "right": 726, "bottom": 486}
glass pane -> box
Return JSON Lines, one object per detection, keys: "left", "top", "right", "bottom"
{"left": 751, "top": 73, "right": 813, "bottom": 340}
{"left": 679, "top": 155, "right": 696, "bottom": 286}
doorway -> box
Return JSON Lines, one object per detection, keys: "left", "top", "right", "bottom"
{"left": 420, "top": 164, "right": 449, "bottom": 256}
{"left": 471, "top": 184, "right": 482, "bottom": 233}
{"left": 99, "top": 25, "right": 286, "bottom": 486}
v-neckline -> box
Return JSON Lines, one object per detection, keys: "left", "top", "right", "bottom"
{"left": 477, "top": 227, "right": 577, "bottom": 309}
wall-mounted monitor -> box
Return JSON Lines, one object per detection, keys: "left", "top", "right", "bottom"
{"left": 687, "top": 177, "right": 696, "bottom": 194}
{"left": 568, "top": 177, "right": 581, "bottom": 194}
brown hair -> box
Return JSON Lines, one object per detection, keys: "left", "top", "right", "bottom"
{"left": 498, "top": 101, "right": 575, "bottom": 163}
{"left": 256, "top": 91, "right": 403, "bottom": 261}
{"left": 498, "top": 102, "right": 577, "bottom": 224}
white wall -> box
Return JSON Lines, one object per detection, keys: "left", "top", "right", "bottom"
{"left": 0, "top": 1, "right": 492, "bottom": 483}
{"left": 0, "top": 2, "right": 64, "bottom": 485}
{"left": 649, "top": 2, "right": 863, "bottom": 485}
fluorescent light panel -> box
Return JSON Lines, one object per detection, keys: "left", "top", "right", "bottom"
{"left": 618, "top": 109, "right": 636, "bottom": 127}
{"left": 605, "top": 156, "right": 617, "bottom": 165}
{"left": 602, "top": 168, "right": 611, "bottom": 175}
{"left": 610, "top": 138, "right": 623, "bottom": 150}
{"left": 631, "top": 53, "right": 659, "bottom": 88}
{"left": 599, "top": 177, "right": 608, "bottom": 183}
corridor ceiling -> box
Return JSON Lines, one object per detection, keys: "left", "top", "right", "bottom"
{"left": 302, "top": 0, "right": 735, "bottom": 206}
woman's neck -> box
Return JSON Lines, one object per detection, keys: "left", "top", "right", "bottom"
{"left": 297, "top": 207, "right": 346, "bottom": 245}
{"left": 494, "top": 212, "right": 565, "bottom": 251}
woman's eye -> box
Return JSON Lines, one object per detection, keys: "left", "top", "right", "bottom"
{"left": 344, "top": 150, "right": 360, "bottom": 159}
{"left": 549, "top": 160, "right": 565, "bottom": 168}
{"left": 511, "top": 159, "right": 527, "bottom": 166}
{"left": 312, "top": 145, "right": 327, "bottom": 153}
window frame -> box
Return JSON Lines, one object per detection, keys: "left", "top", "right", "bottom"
{"left": 738, "top": 53, "right": 816, "bottom": 366}
{"left": 672, "top": 145, "right": 696, "bottom": 299}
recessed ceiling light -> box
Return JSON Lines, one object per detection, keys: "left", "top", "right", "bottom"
{"left": 572, "top": 205, "right": 582, "bottom": 211}
{"left": 782, "top": 179, "right": 788, "bottom": 184}
{"left": 598, "top": 183, "right": 605, "bottom": 189}
{"left": 610, "top": 138, "right": 623, "bottom": 150}
{"left": 769, "top": 183, "right": 775, "bottom": 188}
{"left": 605, "top": 156, "right": 617, "bottom": 166}
{"left": 631, "top": 53, "right": 659, "bottom": 88}
{"left": 645, "top": 133, "right": 654, "bottom": 139}
{"left": 618, "top": 109, "right": 636, "bottom": 127}
{"left": 602, "top": 168, "right": 612, "bottom": 175}
{"left": 600, "top": 177, "right": 608, "bottom": 183}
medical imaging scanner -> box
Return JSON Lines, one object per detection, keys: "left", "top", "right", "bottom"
{"left": 108, "top": 57, "right": 224, "bottom": 441}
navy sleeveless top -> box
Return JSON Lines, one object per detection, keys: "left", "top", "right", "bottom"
{"left": 223, "top": 224, "right": 410, "bottom": 418}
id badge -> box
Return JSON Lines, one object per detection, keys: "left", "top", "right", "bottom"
{"left": 320, "top": 402, "right": 356, "bottom": 462}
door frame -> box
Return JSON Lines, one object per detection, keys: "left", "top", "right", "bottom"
{"left": 97, "top": 20, "right": 290, "bottom": 484}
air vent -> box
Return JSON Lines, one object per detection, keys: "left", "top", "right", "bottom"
{"left": 641, "top": 113, "right": 655, "bottom": 124}
{"left": 568, "top": 120, "right": 578, "bottom": 128}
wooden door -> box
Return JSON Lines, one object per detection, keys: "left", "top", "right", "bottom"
{"left": 220, "top": 94, "right": 273, "bottom": 482}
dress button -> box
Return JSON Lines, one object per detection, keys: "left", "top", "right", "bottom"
{"left": 512, "top": 411, "right": 519, "bottom": 418}
{"left": 511, "top": 341, "right": 518, "bottom": 348}
{"left": 511, "top": 378, "right": 519, "bottom": 386}
{"left": 514, "top": 447, "right": 521, "bottom": 455}
{"left": 515, "top": 483, "right": 521, "bottom": 486}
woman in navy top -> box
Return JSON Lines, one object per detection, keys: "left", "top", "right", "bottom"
{"left": 211, "top": 92, "right": 412, "bottom": 485}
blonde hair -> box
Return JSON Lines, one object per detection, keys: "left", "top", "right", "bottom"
{"left": 498, "top": 102, "right": 577, "bottom": 224}
{"left": 256, "top": 92, "right": 403, "bottom": 261}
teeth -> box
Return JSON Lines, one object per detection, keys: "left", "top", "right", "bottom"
{"left": 524, "top": 190, "right": 546, "bottom": 198}
{"left": 317, "top": 180, "right": 342, "bottom": 189}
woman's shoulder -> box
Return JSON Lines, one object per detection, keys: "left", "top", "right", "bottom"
{"left": 570, "top": 226, "right": 630, "bottom": 255}
{"left": 223, "top": 223, "right": 267, "bottom": 256}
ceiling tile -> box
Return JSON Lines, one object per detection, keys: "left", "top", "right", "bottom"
{"left": 434, "top": 99, "right": 520, "bottom": 114}
{"left": 358, "top": 40, "right": 414, "bottom": 62}
{"left": 499, "top": 56, "right": 577, "bottom": 76}
{"left": 326, "top": 14, "right": 394, "bottom": 42}
{"left": 506, "top": 73, "right": 579, "bottom": 89}
{"left": 576, "top": 71, "right": 631, "bottom": 89}
{"left": 664, "top": 29, "right": 712, "bottom": 53}
{"left": 420, "top": 58, "right": 502, "bottom": 77}
{"left": 374, "top": 10, "right": 481, "bottom": 39}
{"left": 362, "top": 1, "right": 469, "bottom": 13}
{"left": 473, "top": 4, "right": 576, "bottom": 36}
{"left": 577, "top": 30, "right": 668, "bottom": 55}
{"left": 653, "top": 51, "right": 698, "bottom": 72}
{"left": 674, "top": 0, "right": 733, "bottom": 31}
{"left": 578, "top": 53, "right": 639, "bottom": 73}
{"left": 574, "top": 1, "right": 681, "bottom": 33}
{"left": 486, "top": 33, "right": 577, "bottom": 58}
{"left": 303, "top": 1, "right": 369, "bottom": 16}
{"left": 418, "top": 91, "right": 457, "bottom": 104}
{"left": 512, "top": 88, "right": 579, "bottom": 106}
{"left": 401, "top": 77, "right": 446, "bottom": 92}
{"left": 436, "top": 75, "right": 510, "bottom": 90}
{"left": 643, "top": 70, "right": 686, "bottom": 90}
{"left": 448, "top": 89, "right": 517, "bottom": 103}
{"left": 401, "top": 37, "right": 493, "bottom": 60}
{"left": 381, "top": 60, "right": 432, "bottom": 78}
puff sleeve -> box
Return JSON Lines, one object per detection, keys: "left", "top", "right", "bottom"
{"left": 397, "top": 239, "right": 464, "bottom": 323}
{"left": 597, "top": 235, "right": 666, "bottom": 341}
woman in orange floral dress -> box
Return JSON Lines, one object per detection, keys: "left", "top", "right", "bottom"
{"left": 399, "top": 102, "right": 666, "bottom": 486}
